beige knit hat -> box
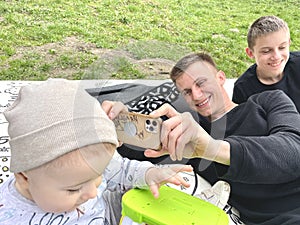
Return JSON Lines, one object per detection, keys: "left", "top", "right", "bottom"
{"left": 4, "top": 78, "right": 118, "bottom": 173}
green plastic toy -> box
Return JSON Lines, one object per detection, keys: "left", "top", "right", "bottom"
{"left": 121, "top": 185, "right": 229, "bottom": 225}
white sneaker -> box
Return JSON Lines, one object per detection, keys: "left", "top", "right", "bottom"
{"left": 195, "top": 180, "right": 230, "bottom": 209}
{"left": 195, "top": 181, "right": 245, "bottom": 225}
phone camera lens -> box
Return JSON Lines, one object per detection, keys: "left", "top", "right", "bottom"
{"left": 146, "top": 119, "right": 151, "bottom": 125}
{"left": 152, "top": 121, "right": 157, "bottom": 126}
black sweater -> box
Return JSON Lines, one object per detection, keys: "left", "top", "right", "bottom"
{"left": 232, "top": 51, "right": 300, "bottom": 112}
{"left": 195, "top": 90, "right": 300, "bottom": 224}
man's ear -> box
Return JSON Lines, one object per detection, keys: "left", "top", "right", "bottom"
{"left": 246, "top": 47, "right": 254, "bottom": 58}
{"left": 216, "top": 70, "right": 226, "bottom": 86}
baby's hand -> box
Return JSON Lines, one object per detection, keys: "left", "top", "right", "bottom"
{"left": 145, "top": 164, "right": 193, "bottom": 198}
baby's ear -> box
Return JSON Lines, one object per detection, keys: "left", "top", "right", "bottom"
{"left": 14, "top": 172, "right": 29, "bottom": 187}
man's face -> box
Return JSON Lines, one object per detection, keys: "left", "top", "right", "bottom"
{"left": 248, "top": 29, "right": 290, "bottom": 82}
{"left": 175, "top": 61, "right": 226, "bottom": 120}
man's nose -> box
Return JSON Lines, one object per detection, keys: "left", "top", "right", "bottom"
{"left": 191, "top": 85, "right": 204, "bottom": 100}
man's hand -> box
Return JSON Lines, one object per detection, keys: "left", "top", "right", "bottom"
{"left": 144, "top": 103, "right": 230, "bottom": 165}
{"left": 101, "top": 100, "right": 128, "bottom": 120}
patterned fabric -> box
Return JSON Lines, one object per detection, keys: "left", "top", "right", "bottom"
{"left": 125, "top": 82, "right": 180, "bottom": 114}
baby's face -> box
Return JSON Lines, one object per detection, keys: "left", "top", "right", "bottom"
{"left": 24, "top": 143, "right": 115, "bottom": 213}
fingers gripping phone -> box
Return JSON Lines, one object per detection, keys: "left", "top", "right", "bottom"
{"left": 113, "top": 111, "right": 162, "bottom": 150}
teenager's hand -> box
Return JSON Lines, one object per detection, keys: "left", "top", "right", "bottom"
{"left": 145, "top": 164, "right": 193, "bottom": 198}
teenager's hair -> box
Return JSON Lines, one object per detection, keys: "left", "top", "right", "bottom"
{"left": 170, "top": 52, "right": 217, "bottom": 83}
{"left": 247, "top": 15, "right": 290, "bottom": 49}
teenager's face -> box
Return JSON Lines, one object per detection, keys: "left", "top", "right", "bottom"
{"left": 175, "top": 61, "right": 226, "bottom": 119}
{"left": 247, "top": 29, "right": 290, "bottom": 81}
{"left": 23, "top": 143, "right": 115, "bottom": 213}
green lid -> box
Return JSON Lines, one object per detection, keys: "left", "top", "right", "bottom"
{"left": 122, "top": 185, "right": 229, "bottom": 225}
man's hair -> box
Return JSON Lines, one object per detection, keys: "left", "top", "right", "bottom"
{"left": 247, "top": 15, "right": 290, "bottom": 49}
{"left": 170, "top": 52, "right": 217, "bottom": 83}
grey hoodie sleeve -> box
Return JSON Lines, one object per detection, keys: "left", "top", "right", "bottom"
{"left": 104, "top": 151, "right": 154, "bottom": 192}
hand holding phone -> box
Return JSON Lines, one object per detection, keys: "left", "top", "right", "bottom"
{"left": 113, "top": 111, "right": 162, "bottom": 150}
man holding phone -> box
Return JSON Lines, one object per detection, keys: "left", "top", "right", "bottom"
{"left": 103, "top": 52, "right": 300, "bottom": 225}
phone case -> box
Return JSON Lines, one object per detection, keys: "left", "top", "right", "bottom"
{"left": 113, "top": 112, "right": 162, "bottom": 149}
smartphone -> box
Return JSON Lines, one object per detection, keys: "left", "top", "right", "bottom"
{"left": 113, "top": 111, "right": 162, "bottom": 150}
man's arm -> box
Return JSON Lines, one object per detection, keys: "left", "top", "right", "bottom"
{"left": 224, "top": 90, "right": 300, "bottom": 183}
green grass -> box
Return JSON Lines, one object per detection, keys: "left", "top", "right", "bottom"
{"left": 0, "top": 0, "right": 299, "bottom": 80}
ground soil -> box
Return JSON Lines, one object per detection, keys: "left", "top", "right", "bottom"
{"left": 12, "top": 36, "right": 175, "bottom": 80}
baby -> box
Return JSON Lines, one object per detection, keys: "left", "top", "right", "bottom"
{"left": 0, "top": 78, "right": 192, "bottom": 224}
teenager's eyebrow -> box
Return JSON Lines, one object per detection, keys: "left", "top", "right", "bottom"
{"left": 279, "top": 41, "right": 289, "bottom": 45}
{"left": 260, "top": 41, "right": 289, "bottom": 50}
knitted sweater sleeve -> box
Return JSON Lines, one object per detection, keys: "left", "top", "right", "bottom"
{"left": 224, "top": 90, "right": 300, "bottom": 184}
